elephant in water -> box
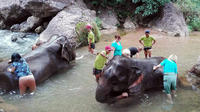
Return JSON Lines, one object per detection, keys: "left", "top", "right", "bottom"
{"left": 0, "top": 35, "right": 76, "bottom": 91}
{"left": 96, "top": 56, "right": 165, "bottom": 103}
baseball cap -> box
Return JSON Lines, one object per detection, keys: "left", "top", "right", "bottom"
{"left": 145, "top": 30, "right": 150, "bottom": 33}
{"left": 105, "top": 46, "right": 112, "bottom": 51}
{"left": 86, "top": 24, "right": 92, "bottom": 29}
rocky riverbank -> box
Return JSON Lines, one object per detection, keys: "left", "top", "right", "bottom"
{"left": 0, "top": 0, "right": 189, "bottom": 46}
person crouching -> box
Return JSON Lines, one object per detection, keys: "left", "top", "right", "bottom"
{"left": 93, "top": 46, "right": 112, "bottom": 82}
{"left": 8, "top": 53, "right": 36, "bottom": 95}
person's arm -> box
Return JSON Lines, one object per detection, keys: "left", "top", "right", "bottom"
{"left": 139, "top": 40, "right": 144, "bottom": 47}
{"left": 100, "top": 52, "right": 108, "bottom": 59}
{"left": 7, "top": 67, "right": 15, "bottom": 73}
{"left": 152, "top": 40, "right": 156, "bottom": 46}
{"left": 153, "top": 64, "right": 162, "bottom": 70}
{"left": 136, "top": 53, "right": 139, "bottom": 58}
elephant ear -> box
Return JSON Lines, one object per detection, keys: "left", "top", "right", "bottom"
{"left": 56, "top": 36, "right": 76, "bottom": 63}
{"left": 128, "top": 66, "right": 142, "bottom": 85}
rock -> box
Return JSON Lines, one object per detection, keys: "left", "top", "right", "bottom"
{"left": 19, "top": 16, "right": 41, "bottom": 32}
{"left": 178, "top": 75, "right": 193, "bottom": 90}
{"left": 10, "top": 24, "right": 20, "bottom": 32}
{"left": 153, "top": 3, "right": 189, "bottom": 37}
{"left": 35, "top": 26, "right": 44, "bottom": 33}
{"left": 98, "top": 9, "right": 119, "bottom": 30}
{"left": 0, "top": 0, "right": 30, "bottom": 28}
{"left": 20, "top": 0, "right": 74, "bottom": 18}
{"left": 123, "top": 17, "right": 136, "bottom": 30}
{"left": 38, "top": 1, "right": 96, "bottom": 45}
{"left": 11, "top": 16, "right": 41, "bottom": 32}
{"left": 187, "top": 56, "right": 200, "bottom": 90}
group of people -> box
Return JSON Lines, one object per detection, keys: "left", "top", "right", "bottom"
{"left": 89, "top": 24, "right": 178, "bottom": 104}
{"left": 6, "top": 24, "right": 177, "bottom": 105}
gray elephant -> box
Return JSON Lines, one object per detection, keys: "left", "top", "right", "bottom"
{"left": 96, "top": 56, "right": 165, "bottom": 103}
{"left": 0, "top": 35, "right": 76, "bottom": 91}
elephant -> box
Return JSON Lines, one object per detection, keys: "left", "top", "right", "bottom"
{"left": 0, "top": 35, "right": 76, "bottom": 91}
{"left": 95, "top": 56, "right": 165, "bottom": 103}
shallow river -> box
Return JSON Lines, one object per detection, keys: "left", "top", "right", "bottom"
{"left": 1, "top": 29, "right": 200, "bottom": 112}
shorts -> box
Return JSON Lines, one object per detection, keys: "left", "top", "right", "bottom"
{"left": 93, "top": 68, "right": 102, "bottom": 75}
{"left": 144, "top": 47, "right": 152, "bottom": 52}
{"left": 90, "top": 43, "right": 95, "bottom": 49}
{"left": 163, "top": 73, "right": 177, "bottom": 94}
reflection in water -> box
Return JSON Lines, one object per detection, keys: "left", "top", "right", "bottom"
{"left": 1, "top": 30, "right": 200, "bottom": 112}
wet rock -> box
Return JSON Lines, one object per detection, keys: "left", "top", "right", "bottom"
{"left": 20, "top": 0, "right": 74, "bottom": 18}
{"left": 123, "top": 17, "right": 136, "bottom": 30}
{"left": 98, "top": 9, "right": 119, "bottom": 30}
{"left": 153, "top": 3, "right": 189, "bottom": 37}
{"left": 35, "top": 26, "right": 44, "bottom": 34}
{"left": 187, "top": 56, "right": 200, "bottom": 90}
{"left": 20, "top": 16, "right": 41, "bottom": 32}
{"left": 11, "top": 16, "right": 41, "bottom": 32}
{"left": 10, "top": 24, "right": 20, "bottom": 32}
{"left": 38, "top": 1, "right": 96, "bottom": 46}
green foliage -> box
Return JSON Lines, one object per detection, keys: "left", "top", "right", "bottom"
{"left": 75, "top": 22, "right": 101, "bottom": 46}
{"left": 133, "top": 0, "right": 170, "bottom": 16}
{"left": 175, "top": 0, "right": 200, "bottom": 31}
{"left": 95, "top": 17, "right": 102, "bottom": 29}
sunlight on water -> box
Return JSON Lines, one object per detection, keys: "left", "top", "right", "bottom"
{"left": 1, "top": 30, "right": 200, "bottom": 112}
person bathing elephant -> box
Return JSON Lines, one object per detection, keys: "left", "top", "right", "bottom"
{"left": 95, "top": 56, "right": 165, "bottom": 103}
{"left": 0, "top": 35, "right": 76, "bottom": 92}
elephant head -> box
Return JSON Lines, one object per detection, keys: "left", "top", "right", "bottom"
{"left": 96, "top": 56, "right": 143, "bottom": 103}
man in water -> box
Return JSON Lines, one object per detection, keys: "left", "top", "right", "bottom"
{"left": 93, "top": 46, "right": 112, "bottom": 82}
{"left": 139, "top": 30, "right": 156, "bottom": 58}
{"left": 86, "top": 24, "right": 95, "bottom": 54}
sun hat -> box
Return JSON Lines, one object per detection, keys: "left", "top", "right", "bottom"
{"left": 105, "top": 46, "right": 112, "bottom": 51}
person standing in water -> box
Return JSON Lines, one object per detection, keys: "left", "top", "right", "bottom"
{"left": 8, "top": 53, "right": 36, "bottom": 95}
{"left": 139, "top": 30, "right": 156, "bottom": 58}
{"left": 93, "top": 46, "right": 112, "bottom": 82}
{"left": 153, "top": 54, "right": 178, "bottom": 104}
{"left": 86, "top": 24, "right": 95, "bottom": 54}
{"left": 111, "top": 35, "right": 122, "bottom": 56}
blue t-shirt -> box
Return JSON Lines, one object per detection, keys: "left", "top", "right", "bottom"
{"left": 111, "top": 41, "right": 122, "bottom": 56}
{"left": 160, "top": 59, "right": 177, "bottom": 74}
{"left": 11, "top": 58, "right": 31, "bottom": 78}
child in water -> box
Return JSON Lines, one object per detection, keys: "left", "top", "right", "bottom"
{"left": 8, "top": 53, "right": 36, "bottom": 95}
{"left": 93, "top": 46, "right": 112, "bottom": 82}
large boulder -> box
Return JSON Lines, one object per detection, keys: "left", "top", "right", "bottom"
{"left": 98, "top": 9, "right": 119, "bottom": 30}
{"left": 20, "top": 0, "right": 74, "bottom": 18}
{"left": 0, "top": 0, "right": 30, "bottom": 28}
{"left": 123, "top": 17, "right": 137, "bottom": 30}
{"left": 153, "top": 3, "right": 189, "bottom": 37}
{"left": 38, "top": 1, "right": 96, "bottom": 45}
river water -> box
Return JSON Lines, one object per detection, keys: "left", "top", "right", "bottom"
{"left": 1, "top": 29, "right": 200, "bottom": 112}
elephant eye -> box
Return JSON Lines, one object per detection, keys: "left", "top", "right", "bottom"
{"left": 110, "top": 76, "right": 119, "bottom": 85}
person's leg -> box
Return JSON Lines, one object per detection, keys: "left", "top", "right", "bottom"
{"left": 19, "top": 78, "right": 26, "bottom": 95}
{"left": 95, "top": 74, "right": 101, "bottom": 82}
{"left": 144, "top": 51, "right": 147, "bottom": 58}
{"left": 171, "top": 75, "right": 177, "bottom": 97}
{"left": 164, "top": 75, "right": 173, "bottom": 104}
{"left": 27, "top": 75, "right": 36, "bottom": 93}
{"left": 148, "top": 50, "right": 152, "bottom": 58}
{"left": 166, "top": 94, "right": 173, "bottom": 104}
